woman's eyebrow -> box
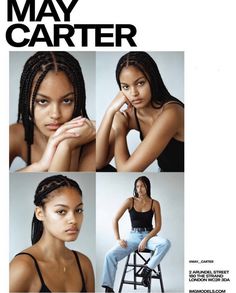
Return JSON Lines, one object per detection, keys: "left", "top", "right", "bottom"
{"left": 54, "top": 202, "right": 83, "bottom": 207}
{"left": 36, "top": 92, "right": 75, "bottom": 99}
{"left": 120, "top": 76, "right": 145, "bottom": 85}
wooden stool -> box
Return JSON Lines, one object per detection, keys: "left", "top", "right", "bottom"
{"left": 118, "top": 248, "right": 164, "bottom": 292}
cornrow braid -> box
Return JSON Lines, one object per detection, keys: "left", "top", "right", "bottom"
{"left": 17, "top": 51, "right": 89, "bottom": 165}
{"left": 31, "top": 175, "right": 82, "bottom": 245}
{"left": 115, "top": 51, "right": 183, "bottom": 108}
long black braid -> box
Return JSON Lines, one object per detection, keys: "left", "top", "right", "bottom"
{"left": 115, "top": 51, "right": 184, "bottom": 108}
{"left": 31, "top": 174, "right": 82, "bottom": 245}
{"left": 17, "top": 51, "right": 89, "bottom": 165}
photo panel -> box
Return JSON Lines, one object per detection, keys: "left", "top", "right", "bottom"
{"left": 96, "top": 172, "right": 184, "bottom": 292}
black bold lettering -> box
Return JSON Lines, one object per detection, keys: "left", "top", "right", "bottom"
{"left": 5, "top": 24, "right": 29, "bottom": 47}
{"left": 54, "top": 25, "right": 75, "bottom": 46}
{"left": 116, "top": 24, "right": 137, "bottom": 47}
{"left": 36, "top": 0, "right": 60, "bottom": 21}
{"left": 95, "top": 25, "right": 114, "bottom": 47}
{"left": 8, "top": 0, "right": 35, "bottom": 21}
{"left": 56, "top": 0, "right": 79, "bottom": 21}
{"left": 29, "top": 24, "right": 53, "bottom": 46}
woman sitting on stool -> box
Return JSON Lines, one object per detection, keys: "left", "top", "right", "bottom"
{"left": 101, "top": 176, "right": 170, "bottom": 292}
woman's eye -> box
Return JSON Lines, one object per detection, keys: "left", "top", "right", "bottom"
{"left": 137, "top": 80, "right": 145, "bottom": 86}
{"left": 122, "top": 85, "right": 129, "bottom": 91}
{"left": 76, "top": 208, "right": 84, "bottom": 214}
{"left": 57, "top": 210, "right": 66, "bottom": 215}
{"left": 63, "top": 98, "right": 74, "bottom": 105}
{"left": 36, "top": 99, "right": 48, "bottom": 105}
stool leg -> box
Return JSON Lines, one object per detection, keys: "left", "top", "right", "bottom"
{"left": 158, "top": 264, "right": 165, "bottom": 293}
{"left": 118, "top": 254, "right": 131, "bottom": 293}
{"left": 134, "top": 252, "right": 137, "bottom": 290}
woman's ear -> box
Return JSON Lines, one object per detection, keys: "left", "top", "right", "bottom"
{"left": 35, "top": 206, "right": 44, "bottom": 222}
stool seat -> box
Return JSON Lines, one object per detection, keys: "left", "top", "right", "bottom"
{"left": 118, "top": 249, "right": 164, "bottom": 293}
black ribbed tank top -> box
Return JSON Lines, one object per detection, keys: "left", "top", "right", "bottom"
{"left": 129, "top": 198, "right": 153, "bottom": 230}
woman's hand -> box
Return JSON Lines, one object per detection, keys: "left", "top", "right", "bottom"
{"left": 108, "top": 91, "right": 131, "bottom": 114}
{"left": 112, "top": 111, "right": 129, "bottom": 136}
{"left": 118, "top": 239, "right": 128, "bottom": 248}
{"left": 138, "top": 238, "right": 148, "bottom": 252}
{"left": 37, "top": 117, "right": 83, "bottom": 171}
{"left": 66, "top": 118, "right": 96, "bottom": 149}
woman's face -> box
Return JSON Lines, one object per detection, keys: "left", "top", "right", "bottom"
{"left": 135, "top": 180, "right": 147, "bottom": 197}
{"left": 119, "top": 65, "right": 152, "bottom": 109}
{"left": 39, "top": 187, "right": 84, "bottom": 242}
{"left": 33, "top": 71, "right": 75, "bottom": 137}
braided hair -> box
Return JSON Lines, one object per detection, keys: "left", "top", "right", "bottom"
{"left": 17, "top": 51, "right": 89, "bottom": 165}
{"left": 31, "top": 174, "right": 82, "bottom": 245}
{"left": 116, "top": 51, "right": 183, "bottom": 108}
{"left": 133, "top": 176, "right": 151, "bottom": 198}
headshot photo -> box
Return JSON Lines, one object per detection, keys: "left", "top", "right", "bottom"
{"left": 96, "top": 51, "right": 184, "bottom": 172}
{"left": 96, "top": 172, "right": 184, "bottom": 292}
{"left": 9, "top": 172, "right": 95, "bottom": 292}
{"left": 9, "top": 51, "right": 96, "bottom": 172}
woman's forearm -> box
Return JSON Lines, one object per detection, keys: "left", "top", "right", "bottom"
{"left": 114, "top": 132, "right": 130, "bottom": 171}
{"left": 48, "top": 143, "right": 72, "bottom": 171}
{"left": 96, "top": 109, "right": 115, "bottom": 169}
{"left": 112, "top": 219, "right": 121, "bottom": 241}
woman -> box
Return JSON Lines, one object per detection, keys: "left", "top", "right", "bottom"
{"left": 96, "top": 51, "right": 184, "bottom": 172}
{"left": 9, "top": 174, "right": 95, "bottom": 292}
{"left": 101, "top": 176, "right": 170, "bottom": 292}
{"left": 10, "top": 51, "right": 95, "bottom": 172}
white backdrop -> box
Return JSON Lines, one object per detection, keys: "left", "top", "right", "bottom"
{"left": 96, "top": 172, "right": 184, "bottom": 292}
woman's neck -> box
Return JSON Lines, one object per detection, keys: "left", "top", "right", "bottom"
{"left": 34, "top": 237, "right": 69, "bottom": 261}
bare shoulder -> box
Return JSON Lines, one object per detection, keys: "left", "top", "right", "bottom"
{"left": 76, "top": 251, "right": 95, "bottom": 291}
{"left": 10, "top": 123, "right": 25, "bottom": 139}
{"left": 161, "top": 102, "right": 184, "bottom": 118}
{"left": 125, "top": 197, "right": 134, "bottom": 208}
{"left": 152, "top": 199, "right": 161, "bottom": 209}
{"left": 77, "top": 251, "right": 93, "bottom": 268}
{"left": 9, "top": 123, "right": 25, "bottom": 162}
{"left": 9, "top": 254, "right": 36, "bottom": 291}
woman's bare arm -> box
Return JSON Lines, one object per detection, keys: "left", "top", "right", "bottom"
{"left": 79, "top": 253, "right": 95, "bottom": 293}
{"left": 96, "top": 92, "right": 131, "bottom": 170}
{"left": 112, "top": 198, "right": 132, "bottom": 248}
{"left": 9, "top": 256, "right": 38, "bottom": 292}
{"left": 113, "top": 104, "right": 184, "bottom": 171}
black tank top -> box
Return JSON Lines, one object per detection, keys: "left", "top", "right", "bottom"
{"left": 134, "top": 102, "right": 184, "bottom": 172}
{"left": 129, "top": 198, "right": 154, "bottom": 230}
{"left": 15, "top": 250, "right": 87, "bottom": 292}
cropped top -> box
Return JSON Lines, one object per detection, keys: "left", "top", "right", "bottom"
{"left": 134, "top": 102, "right": 184, "bottom": 172}
{"left": 15, "top": 250, "right": 87, "bottom": 292}
{"left": 129, "top": 198, "right": 154, "bottom": 230}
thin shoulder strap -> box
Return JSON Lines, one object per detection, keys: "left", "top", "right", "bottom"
{"left": 15, "top": 252, "right": 45, "bottom": 285}
{"left": 132, "top": 197, "right": 135, "bottom": 208}
{"left": 151, "top": 199, "right": 154, "bottom": 210}
{"left": 72, "top": 251, "right": 86, "bottom": 290}
{"left": 134, "top": 108, "right": 143, "bottom": 139}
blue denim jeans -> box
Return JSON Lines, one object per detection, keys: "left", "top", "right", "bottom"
{"left": 101, "top": 231, "right": 171, "bottom": 289}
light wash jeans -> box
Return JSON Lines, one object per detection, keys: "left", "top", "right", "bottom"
{"left": 101, "top": 231, "right": 171, "bottom": 289}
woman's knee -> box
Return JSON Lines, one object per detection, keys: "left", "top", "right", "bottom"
{"left": 163, "top": 238, "right": 171, "bottom": 250}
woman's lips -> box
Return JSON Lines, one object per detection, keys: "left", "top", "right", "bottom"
{"left": 132, "top": 99, "right": 143, "bottom": 105}
{"left": 65, "top": 227, "right": 79, "bottom": 234}
{"left": 45, "top": 123, "right": 62, "bottom": 131}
